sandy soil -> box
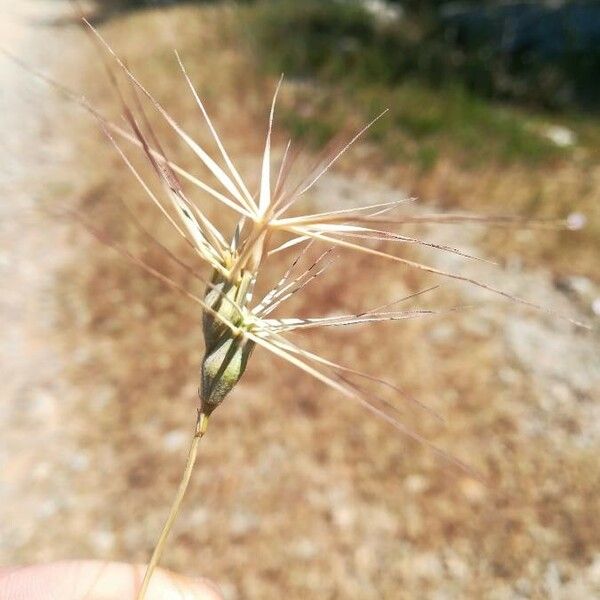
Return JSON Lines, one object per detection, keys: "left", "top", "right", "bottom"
{"left": 0, "top": 0, "right": 81, "bottom": 562}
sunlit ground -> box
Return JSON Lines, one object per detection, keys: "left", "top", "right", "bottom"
{"left": 1, "top": 2, "right": 599, "bottom": 599}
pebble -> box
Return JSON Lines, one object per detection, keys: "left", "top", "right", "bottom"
{"left": 543, "top": 562, "right": 562, "bottom": 598}
{"left": 587, "top": 554, "right": 600, "bottom": 586}
{"left": 567, "top": 212, "right": 587, "bottom": 230}
{"left": 445, "top": 551, "right": 470, "bottom": 580}
{"left": 544, "top": 125, "right": 577, "bottom": 147}
{"left": 229, "top": 510, "right": 259, "bottom": 538}
{"left": 332, "top": 505, "right": 356, "bottom": 529}
{"left": 162, "top": 429, "right": 187, "bottom": 452}
{"left": 291, "top": 538, "right": 318, "bottom": 560}
{"left": 91, "top": 529, "right": 116, "bottom": 553}
{"left": 427, "top": 323, "right": 456, "bottom": 344}
{"left": 69, "top": 452, "right": 90, "bottom": 472}
{"left": 412, "top": 551, "right": 443, "bottom": 579}
{"left": 459, "top": 478, "right": 487, "bottom": 504}
{"left": 404, "top": 474, "right": 429, "bottom": 494}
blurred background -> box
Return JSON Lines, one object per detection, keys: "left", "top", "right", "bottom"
{"left": 1, "top": 1, "right": 599, "bottom": 598}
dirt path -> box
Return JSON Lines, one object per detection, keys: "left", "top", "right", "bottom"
{"left": 0, "top": 0, "right": 82, "bottom": 562}
{"left": 314, "top": 174, "right": 600, "bottom": 449}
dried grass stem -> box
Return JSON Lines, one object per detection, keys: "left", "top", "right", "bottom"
{"left": 137, "top": 410, "right": 209, "bottom": 600}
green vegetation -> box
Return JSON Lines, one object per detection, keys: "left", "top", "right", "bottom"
{"left": 82, "top": 0, "right": 599, "bottom": 276}
{"left": 278, "top": 80, "right": 563, "bottom": 169}
{"left": 96, "top": 1, "right": 600, "bottom": 167}
{"left": 243, "top": 0, "right": 574, "bottom": 167}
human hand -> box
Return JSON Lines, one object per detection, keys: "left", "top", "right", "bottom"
{"left": 0, "top": 560, "right": 224, "bottom": 600}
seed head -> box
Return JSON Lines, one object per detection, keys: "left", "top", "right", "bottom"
{"left": 74, "top": 24, "right": 589, "bottom": 475}
{"left": 201, "top": 334, "right": 255, "bottom": 416}
{"left": 200, "top": 269, "right": 255, "bottom": 415}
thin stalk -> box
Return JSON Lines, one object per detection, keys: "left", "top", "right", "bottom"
{"left": 136, "top": 410, "right": 209, "bottom": 600}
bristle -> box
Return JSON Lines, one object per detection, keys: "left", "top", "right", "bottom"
{"left": 174, "top": 50, "right": 257, "bottom": 214}
{"left": 12, "top": 21, "right": 591, "bottom": 493}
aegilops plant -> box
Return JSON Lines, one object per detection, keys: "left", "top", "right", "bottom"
{"left": 7, "top": 17, "right": 587, "bottom": 600}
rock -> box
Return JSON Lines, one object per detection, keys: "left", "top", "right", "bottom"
{"left": 162, "top": 429, "right": 187, "bottom": 452}
{"left": 360, "top": 1, "right": 403, "bottom": 24}
{"left": 544, "top": 125, "right": 577, "bottom": 147}
{"left": 404, "top": 474, "right": 429, "bottom": 494}
{"left": 291, "top": 537, "right": 318, "bottom": 560}
{"left": 567, "top": 212, "right": 587, "bottom": 231}
{"left": 445, "top": 551, "right": 470, "bottom": 581}
{"left": 68, "top": 452, "right": 90, "bottom": 472}
{"left": 91, "top": 529, "right": 116, "bottom": 553}
{"left": 427, "top": 322, "right": 456, "bottom": 344}
{"left": 586, "top": 554, "right": 600, "bottom": 586}
{"left": 505, "top": 318, "right": 599, "bottom": 397}
{"left": 412, "top": 551, "right": 444, "bottom": 579}
{"left": 459, "top": 478, "right": 487, "bottom": 504}
{"left": 229, "top": 510, "right": 259, "bottom": 538}
{"left": 332, "top": 505, "right": 356, "bottom": 529}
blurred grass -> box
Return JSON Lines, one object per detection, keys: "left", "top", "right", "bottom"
{"left": 245, "top": 0, "right": 587, "bottom": 166}
{"left": 278, "top": 81, "right": 563, "bottom": 167}
{"left": 233, "top": 0, "right": 600, "bottom": 278}
{"left": 247, "top": 0, "right": 600, "bottom": 109}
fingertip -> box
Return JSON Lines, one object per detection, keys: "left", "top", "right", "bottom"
{"left": 0, "top": 561, "right": 224, "bottom": 600}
